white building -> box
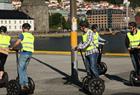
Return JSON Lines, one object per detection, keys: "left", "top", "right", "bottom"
{"left": 0, "top": 1, "right": 14, "bottom": 10}
{"left": 0, "top": 10, "right": 34, "bottom": 32}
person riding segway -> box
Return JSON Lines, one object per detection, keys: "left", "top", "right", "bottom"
{"left": 91, "top": 24, "right": 107, "bottom": 75}
{"left": 0, "top": 26, "right": 11, "bottom": 88}
{"left": 125, "top": 22, "right": 140, "bottom": 86}
{"left": 7, "top": 23, "right": 35, "bottom": 95}
{"left": 75, "top": 22, "right": 105, "bottom": 95}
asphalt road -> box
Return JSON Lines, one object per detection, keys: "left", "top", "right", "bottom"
{"left": 0, "top": 53, "right": 140, "bottom": 95}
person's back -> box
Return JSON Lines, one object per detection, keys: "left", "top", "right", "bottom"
{"left": 11, "top": 23, "right": 34, "bottom": 91}
{"left": 0, "top": 26, "right": 11, "bottom": 80}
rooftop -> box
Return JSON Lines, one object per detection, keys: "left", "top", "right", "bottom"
{"left": 0, "top": 10, "right": 32, "bottom": 19}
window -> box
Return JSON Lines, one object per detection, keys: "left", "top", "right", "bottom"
{"left": 5, "top": 20, "right": 7, "bottom": 24}
{"left": 20, "top": 25, "right": 22, "bottom": 29}
{"left": 1, "top": 20, "right": 3, "bottom": 24}
{"left": 9, "top": 20, "right": 11, "bottom": 24}
{"left": 19, "top": 20, "right": 21, "bottom": 24}
{"left": 9, "top": 26, "right": 11, "bottom": 29}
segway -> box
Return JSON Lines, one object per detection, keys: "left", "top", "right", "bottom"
{"left": 129, "top": 48, "right": 140, "bottom": 86}
{"left": 80, "top": 50, "right": 105, "bottom": 95}
{"left": 97, "top": 44, "right": 107, "bottom": 75}
{"left": 0, "top": 72, "right": 8, "bottom": 88}
{"left": 7, "top": 49, "right": 35, "bottom": 95}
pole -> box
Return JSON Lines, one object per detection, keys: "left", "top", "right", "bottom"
{"left": 126, "top": 1, "right": 130, "bottom": 28}
{"left": 70, "top": 0, "right": 78, "bottom": 81}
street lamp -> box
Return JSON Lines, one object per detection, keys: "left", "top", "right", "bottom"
{"left": 123, "top": 0, "right": 130, "bottom": 28}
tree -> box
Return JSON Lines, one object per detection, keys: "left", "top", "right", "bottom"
{"left": 49, "top": 13, "right": 70, "bottom": 30}
{"left": 107, "top": 0, "right": 123, "bottom": 5}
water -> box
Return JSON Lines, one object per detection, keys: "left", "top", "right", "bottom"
{"left": 34, "top": 32, "right": 128, "bottom": 53}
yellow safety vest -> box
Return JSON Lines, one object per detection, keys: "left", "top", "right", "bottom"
{"left": 0, "top": 34, "right": 11, "bottom": 54}
{"left": 21, "top": 32, "right": 34, "bottom": 52}
{"left": 93, "top": 32, "right": 99, "bottom": 47}
{"left": 82, "top": 29, "right": 95, "bottom": 51}
{"left": 0, "top": 34, "right": 11, "bottom": 48}
{"left": 127, "top": 30, "right": 140, "bottom": 48}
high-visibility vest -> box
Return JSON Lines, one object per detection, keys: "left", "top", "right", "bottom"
{"left": 127, "top": 30, "right": 140, "bottom": 48}
{"left": 0, "top": 34, "right": 11, "bottom": 48}
{"left": 82, "top": 29, "right": 95, "bottom": 51}
{"left": 93, "top": 32, "right": 99, "bottom": 47}
{"left": 21, "top": 32, "right": 34, "bottom": 52}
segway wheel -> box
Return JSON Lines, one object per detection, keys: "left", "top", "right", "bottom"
{"left": 7, "top": 80, "right": 21, "bottom": 95}
{"left": 88, "top": 78, "right": 105, "bottom": 95}
{"left": 28, "top": 77, "right": 35, "bottom": 94}
{"left": 130, "top": 71, "right": 136, "bottom": 86}
{"left": 82, "top": 76, "right": 91, "bottom": 91}
{"left": 98, "top": 62, "right": 107, "bottom": 75}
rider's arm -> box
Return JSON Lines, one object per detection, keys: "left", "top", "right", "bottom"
{"left": 98, "top": 35, "right": 106, "bottom": 45}
{"left": 125, "top": 34, "right": 130, "bottom": 49}
{"left": 11, "top": 34, "right": 23, "bottom": 49}
{"left": 98, "top": 35, "right": 105, "bottom": 42}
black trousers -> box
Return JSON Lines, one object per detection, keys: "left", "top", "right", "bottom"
{"left": 130, "top": 49, "right": 140, "bottom": 75}
{"left": 0, "top": 53, "right": 8, "bottom": 71}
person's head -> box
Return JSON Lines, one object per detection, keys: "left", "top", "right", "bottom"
{"left": 91, "top": 24, "right": 98, "bottom": 32}
{"left": 128, "top": 22, "right": 137, "bottom": 33}
{"left": 22, "top": 23, "right": 31, "bottom": 32}
{"left": 0, "top": 26, "right": 7, "bottom": 33}
{"left": 79, "top": 22, "right": 89, "bottom": 32}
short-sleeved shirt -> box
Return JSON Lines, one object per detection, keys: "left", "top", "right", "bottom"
{"left": 18, "top": 34, "right": 24, "bottom": 41}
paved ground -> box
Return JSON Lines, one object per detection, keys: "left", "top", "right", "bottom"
{"left": 0, "top": 53, "right": 140, "bottom": 95}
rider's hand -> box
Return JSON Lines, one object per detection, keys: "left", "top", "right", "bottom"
{"left": 128, "top": 47, "right": 131, "bottom": 51}
{"left": 72, "top": 46, "right": 78, "bottom": 51}
{"left": 9, "top": 47, "right": 13, "bottom": 51}
{"left": 104, "top": 40, "right": 108, "bottom": 44}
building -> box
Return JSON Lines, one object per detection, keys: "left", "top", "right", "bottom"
{"left": 86, "top": 8, "right": 134, "bottom": 30}
{"left": 0, "top": 10, "right": 34, "bottom": 32}
{"left": 86, "top": 9, "right": 108, "bottom": 30}
{"left": 21, "top": 0, "right": 49, "bottom": 36}
{"left": 0, "top": 0, "right": 14, "bottom": 10}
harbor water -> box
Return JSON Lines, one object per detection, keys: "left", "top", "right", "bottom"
{"left": 34, "top": 32, "right": 128, "bottom": 53}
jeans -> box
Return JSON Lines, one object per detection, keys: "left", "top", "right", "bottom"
{"left": 85, "top": 53, "right": 99, "bottom": 77}
{"left": 18, "top": 53, "right": 32, "bottom": 86}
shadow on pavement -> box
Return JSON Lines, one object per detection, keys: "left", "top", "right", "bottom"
{"left": 111, "top": 92, "right": 140, "bottom": 95}
{"left": 104, "top": 74, "right": 132, "bottom": 86}
{"left": 78, "top": 68, "right": 86, "bottom": 73}
{"left": 31, "top": 57, "right": 88, "bottom": 94}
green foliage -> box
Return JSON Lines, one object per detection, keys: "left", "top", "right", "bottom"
{"left": 129, "top": 0, "right": 140, "bottom": 8}
{"left": 107, "top": 0, "right": 123, "bottom": 5}
{"left": 49, "top": 13, "right": 71, "bottom": 30}
{"left": 135, "top": 12, "right": 140, "bottom": 16}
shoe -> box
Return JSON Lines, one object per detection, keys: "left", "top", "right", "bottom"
{"left": 21, "top": 85, "right": 29, "bottom": 92}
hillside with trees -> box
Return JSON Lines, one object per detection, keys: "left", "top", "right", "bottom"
{"left": 84, "top": 0, "right": 140, "bottom": 8}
